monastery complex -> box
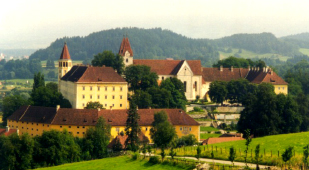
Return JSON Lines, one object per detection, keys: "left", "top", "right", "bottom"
{"left": 5, "top": 37, "right": 288, "bottom": 142}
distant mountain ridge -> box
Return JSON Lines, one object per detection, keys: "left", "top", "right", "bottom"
{"left": 280, "top": 32, "right": 309, "bottom": 48}
{"left": 29, "top": 28, "right": 306, "bottom": 66}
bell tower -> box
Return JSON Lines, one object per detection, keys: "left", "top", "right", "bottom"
{"left": 118, "top": 36, "right": 133, "bottom": 67}
{"left": 58, "top": 42, "right": 72, "bottom": 82}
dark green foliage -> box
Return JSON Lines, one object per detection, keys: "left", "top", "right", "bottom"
{"left": 160, "top": 77, "right": 187, "bottom": 110}
{"left": 112, "top": 138, "right": 123, "bottom": 152}
{"left": 176, "top": 134, "right": 197, "bottom": 147}
{"left": 125, "top": 102, "right": 141, "bottom": 152}
{"left": 228, "top": 146, "right": 236, "bottom": 166}
{"left": 149, "top": 156, "right": 160, "bottom": 164}
{"left": 213, "top": 56, "right": 266, "bottom": 68}
{"left": 46, "top": 58, "right": 55, "bottom": 69}
{"left": 226, "top": 79, "right": 257, "bottom": 104}
{"left": 196, "top": 145, "right": 201, "bottom": 161}
{"left": 0, "top": 135, "right": 16, "bottom": 170}
{"left": 150, "top": 111, "right": 176, "bottom": 161}
{"left": 238, "top": 83, "right": 303, "bottom": 137}
{"left": 0, "top": 59, "right": 41, "bottom": 80}
{"left": 244, "top": 129, "right": 252, "bottom": 166}
{"left": 33, "top": 129, "right": 81, "bottom": 166}
{"left": 84, "top": 101, "right": 104, "bottom": 109}
{"left": 84, "top": 117, "right": 111, "bottom": 159}
{"left": 282, "top": 146, "right": 294, "bottom": 169}
{"left": 215, "top": 33, "right": 300, "bottom": 56}
{"left": 303, "top": 144, "right": 309, "bottom": 168}
{"left": 29, "top": 28, "right": 219, "bottom": 67}
{"left": 124, "top": 65, "right": 158, "bottom": 92}
{"left": 169, "top": 147, "right": 176, "bottom": 159}
{"left": 208, "top": 81, "right": 228, "bottom": 105}
{"left": 2, "top": 95, "right": 29, "bottom": 126}
{"left": 131, "top": 152, "right": 139, "bottom": 160}
{"left": 91, "top": 50, "right": 124, "bottom": 74}
{"left": 131, "top": 90, "right": 152, "bottom": 109}
{"left": 32, "top": 72, "right": 45, "bottom": 91}
{"left": 255, "top": 144, "right": 261, "bottom": 170}
{"left": 147, "top": 87, "right": 171, "bottom": 109}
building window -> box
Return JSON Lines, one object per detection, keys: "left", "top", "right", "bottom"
{"left": 105, "top": 104, "right": 107, "bottom": 107}
{"left": 120, "top": 104, "right": 122, "bottom": 107}
{"left": 112, "top": 95, "right": 115, "bottom": 99}
{"left": 90, "top": 95, "right": 92, "bottom": 99}
{"left": 83, "top": 132, "right": 85, "bottom": 134}
{"left": 77, "top": 126, "right": 79, "bottom": 128}
{"left": 22, "top": 127, "right": 24, "bottom": 129}
{"left": 105, "top": 95, "right": 107, "bottom": 99}
{"left": 82, "top": 86, "right": 85, "bottom": 90}
{"left": 195, "top": 81, "right": 197, "bottom": 92}
{"left": 37, "top": 129, "right": 38, "bottom": 131}
{"left": 145, "top": 127, "right": 148, "bottom": 131}
{"left": 112, "top": 104, "right": 114, "bottom": 107}
{"left": 113, "top": 86, "right": 115, "bottom": 91}
{"left": 98, "top": 95, "right": 100, "bottom": 99}
{"left": 120, "top": 87, "right": 123, "bottom": 91}
{"left": 82, "top": 95, "right": 85, "bottom": 99}
{"left": 83, "top": 126, "right": 85, "bottom": 128}
{"left": 31, "top": 128, "right": 33, "bottom": 130}
{"left": 60, "top": 126, "right": 62, "bottom": 128}
{"left": 189, "top": 127, "right": 192, "bottom": 131}
{"left": 126, "top": 58, "right": 128, "bottom": 63}
{"left": 105, "top": 86, "right": 107, "bottom": 91}
{"left": 120, "top": 95, "right": 122, "bottom": 99}
{"left": 162, "top": 77, "right": 164, "bottom": 80}
{"left": 184, "top": 81, "right": 187, "bottom": 92}
{"left": 69, "top": 126, "right": 71, "bottom": 128}
{"left": 77, "top": 132, "right": 79, "bottom": 134}
{"left": 278, "top": 87, "right": 281, "bottom": 90}
{"left": 82, "top": 103, "right": 85, "bottom": 107}
{"left": 47, "top": 125, "right": 49, "bottom": 127}
{"left": 116, "top": 128, "right": 120, "bottom": 132}
{"left": 98, "top": 86, "right": 100, "bottom": 91}
{"left": 90, "top": 86, "right": 92, "bottom": 91}
{"left": 180, "top": 127, "right": 182, "bottom": 131}
{"left": 283, "top": 87, "right": 285, "bottom": 90}
{"left": 184, "top": 127, "right": 188, "bottom": 131}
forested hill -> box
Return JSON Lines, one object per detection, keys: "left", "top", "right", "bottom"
{"left": 29, "top": 28, "right": 219, "bottom": 67}
{"left": 280, "top": 32, "right": 309, "bottom": 48}
{"left": 29, "top": 28, "right": 303, "bottom": 67}
{"left": 214, "top": 32, "right": 300, "bottom": 56}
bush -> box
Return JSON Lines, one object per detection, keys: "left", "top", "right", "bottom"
{"left": 149, "top": 156, "right": 160, "bottom": 164}
{"left": 176, "top": 134, "right": 198, "bottom": 147}
{"left": 131, "top": 152, "right": 139, "bottom": 160}
{"left": 193, "top": 107, "right": 204, "bottom": 112}
{"left": 215, "top": 131, "right": 222, "bottom": 134}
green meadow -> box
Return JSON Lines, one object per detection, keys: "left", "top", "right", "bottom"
{"left": 35, "top": 156, "right": 191, "bottom": 170}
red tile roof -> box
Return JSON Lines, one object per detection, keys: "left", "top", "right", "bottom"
{"left": 202, "top": 67, "right": 287, "bottom": 85}
{"left": 133, "top": 59, "right": 202, "bottom": 75}
{"left": 202, "top": 137, "right": 244, "bottom": 145}
{"left": 0, "top": 128, "right": 18, "bottom": 136}
{"left": 119, "top": 37, "right": 133, "bottom": 56}
{"left": 60, "top": 42, "right": 71, "bottom": 60}
{"left": 61, "top": 65, "right": 127, "bottom": 83}
{"left": 202, "top": 67, "right": 249, "bottom": 82}
{"left": 8, "top": 106, "right": 199, "bottom": 127}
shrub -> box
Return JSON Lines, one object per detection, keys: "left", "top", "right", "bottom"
{"left": 215, "top": 131, "right": 222, "bottom": 134}
{"left": 149, "top": 156, "right": 160, "bottom": 164}
{"left": 176, "top": 134, "right": 198, "bottom": 147}
{"left": 131, "top": 152, "right": 139, "bottom": 160}
{"left": 193, "top": 107, "right": 203, "bottom": 112}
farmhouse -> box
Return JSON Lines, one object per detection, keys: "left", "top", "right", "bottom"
{"left": 6, "top": 105, "right": 200, "bottom": 142}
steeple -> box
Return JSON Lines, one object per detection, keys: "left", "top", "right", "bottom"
{"left": 60, "top": 42, "right": 71, "bottom": 59}
{"left": 58, "top": 42, "right": 73, "bottom": 84}
{"left": 119, "top": 36, "right": 133, "bottom": 67}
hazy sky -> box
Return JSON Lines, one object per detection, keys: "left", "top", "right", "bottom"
{"left": 1, "top": 0, "right": 309, "bottom": 49}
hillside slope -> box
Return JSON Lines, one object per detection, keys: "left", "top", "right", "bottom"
{"left": 30, "top": 28, "right": 219, "bottom": 67}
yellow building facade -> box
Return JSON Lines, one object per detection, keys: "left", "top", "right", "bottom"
{"left": 7, "top": 106, "right": 200, "bottom": 142}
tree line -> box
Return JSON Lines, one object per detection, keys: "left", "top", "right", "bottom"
{"left": 0, "top": 59, "right": 41, "bottom": 79}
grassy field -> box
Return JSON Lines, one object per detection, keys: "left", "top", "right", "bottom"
{"left": 299, "top": 48, "right": 309, "bottom": 56}
{"left": 219, "top": 48, "right": 290, "bottom": 61}
{"left": 200, "top": 126, "right": 219, "bottom": 132}
{"left": 168, "top": 132, "right": 309, "bottom": 166}
{"left": 35, "top": 156, "right": 191, "bottom": 170}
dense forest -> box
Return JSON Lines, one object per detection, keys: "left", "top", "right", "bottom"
{"left": 281, "top": 32, "right": 309, "bottom": 48}
{"left": 30, "top": 28, "right": 219, "bottom": 67}
{"left": 29, "top": 28, "right": 308, "bottom": 67}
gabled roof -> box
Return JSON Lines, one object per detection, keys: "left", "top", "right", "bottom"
{"left": 246, "top": 69, "right": 288, "bottom": 85}
{"left": 7, "top": 106, "right": 199, "bottom": 127}
{"left": 118, "top": 37, "right": 133, "bottom": 56}
{"left": 59, "top": 42, "right": 71, "bottom": 60}
{"left": 133, "top": 59, "right": 202, "bottom": 75}
{"left": 202, "top": 67, "right": 249, "bottom": 82}
{"left": 60, "top": 65, "right": 126, "bottom": 83}
{"left": 202, "top": 67, "right": 288, "bottom": 85}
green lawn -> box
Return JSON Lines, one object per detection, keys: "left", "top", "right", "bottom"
{"left": 35, "top": 156, "right": 190, "bottom": 170}
{"left": 299, "top": 48, "right": 309, "bottom": 56}
{"left": 200, "top": 126, "right": 219, "bottom": 132}
{"left": 219, "top": 48, "right": 290, "bottom": 61}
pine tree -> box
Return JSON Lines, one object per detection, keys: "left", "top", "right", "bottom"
{"left": 125, "top": 102, "right": 141, "bottom": 152}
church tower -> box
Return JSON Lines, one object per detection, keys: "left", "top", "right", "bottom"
{"left": 118, "top": 36, "right": 133, "bottom": 67}
{"left": 58, "top": 42, "right": 72, "bottom": 82}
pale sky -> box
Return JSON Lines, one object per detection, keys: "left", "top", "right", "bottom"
{"left": 0, "top": 0, "right": 309, "bottom": 49}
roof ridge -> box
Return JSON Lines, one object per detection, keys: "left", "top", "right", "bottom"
{"left": 19, "top": 105, "right": 30, "bottom": 121}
